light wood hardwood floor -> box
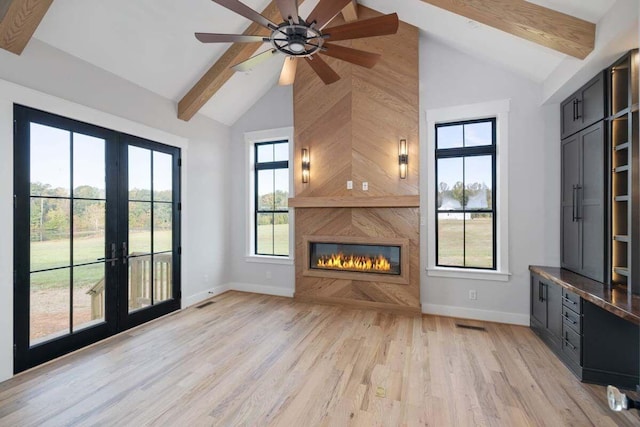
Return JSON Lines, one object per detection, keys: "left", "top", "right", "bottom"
{"left": 0, "top": 291, "right": 638, "bottom": 426}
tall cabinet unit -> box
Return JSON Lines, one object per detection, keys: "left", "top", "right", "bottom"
{"left": 609, "top": 50, "right": 639, "bottom": 294}
{"left": 560, "top": 72, "right": 607, "bottom": 283}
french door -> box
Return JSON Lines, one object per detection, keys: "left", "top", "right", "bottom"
{"left": 13, "top": 105, "right": 181, "bottom": 373}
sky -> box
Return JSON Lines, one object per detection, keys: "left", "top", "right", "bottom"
{"left": 30, "top": 123, "right": 173, "bottom": 195}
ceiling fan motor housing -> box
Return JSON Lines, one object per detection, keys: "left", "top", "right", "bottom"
{"left": 270, "top": 22, "right": 325, "bottom": 57}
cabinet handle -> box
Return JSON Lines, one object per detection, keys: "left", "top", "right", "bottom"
{"left": 575, "top": 99, "right": 582, "bottom": 119}
{"left": 563, "top": 296, "right": 576, "bottom": 305}
{"left": 539, "top": 282, "right": 544, "bottom": 302}
{"left": 572, "top": 99, "right": 577, "bottom": 120}
{"left": 564, "top": 337, "right": 577, "bottom": 351}
{"left": 563, "top": 313, "right": 577, "bottom": 325}
{"left": 572, "top": 185, "right": 577, "bottom": 222}
{"left": 575, "top": 185, "right": 582, "bottom": 221}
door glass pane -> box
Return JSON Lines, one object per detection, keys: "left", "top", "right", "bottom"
{"left": 129, "top": 202, "right": 152, "bottom": 254}
{"left": 437, "top": 158, "right": 463, "bottom": 210}
{"left": 257, "top": 213, "right": 274, "bottom": 254}
{"left": 30, "top": 123, "right": 70, "bottom": 197}
{"left": 153, "top": 254, "right": 173, "bottom": 303}
{"left": 129, "top": 146, "right": 151, "bottom": 201}
{"left": 30, "top": 198, "right": 70, "bottom": 271}
{"left": 274, "top": 169, "right": 289, "bottom": 211}
{"left": 257, "top": 169, "right": 275, "bottom": 210}
{"left": 73, "top": 200, "right": 105, "bottom": 265}
{"left": 73, "top": 133, "right": 105, "bottom": 198}
{"left": 464, "top": 156, "right": 492, "bottom": 210}
{"left": 273, "top": 213, "right": 289, "bottom": 256}
{"left": 153, "top": 152, "right": 172, "bottom": 202}
{"left": 437, "top": 124, "right": 463, "bottom": 149}
{"left": 154, "top": 203, "right": 172, "bottom": 253}
{"left": 464, "top": 121, "right": 493, "bottom": 147}
{"left": 129, "top": 255, "right": 152, "bottom": 312}
{"left": 30, "top": 268, "right": 70, "bottom": 345}
{"left": 437, "top": 215, "right": 464, "bottom": 266}
{"left": 274, "top": 142, "right": 288, "bottom": 161}
{"left": 73, "top": 264, "right": 105, "bottom": 331}
{"left": 465, "top": 213, "right": 493, "bottom": 268}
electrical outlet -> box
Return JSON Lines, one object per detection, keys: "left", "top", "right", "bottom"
{"left": 362, "top": 182, "right": 368, "bottom": 191}
{"left": 469, "top": 290, "right": 477, "bottom": 300}
{"left": 347, "top": 180, "right": 353, "bottom": 190}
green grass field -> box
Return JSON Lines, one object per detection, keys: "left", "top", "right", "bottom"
{"left": 257, "top": 223, "right": 289, "bottom": 256}
{"left": 438, "top": 217, "right": 493, "bottom": 268}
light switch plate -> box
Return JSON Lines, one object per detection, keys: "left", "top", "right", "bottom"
{"left": 347, "top": 180, "right": 353, "bottom": 190}
{"left": 362, "top": 182, "right": 368, "bottom": 191}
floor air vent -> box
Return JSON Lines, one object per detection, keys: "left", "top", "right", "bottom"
{"left": 196, "top": 301, "right": 216, "bottom": 309}
{"left": 455, "top": 324, "right": 487, "bottom": 331}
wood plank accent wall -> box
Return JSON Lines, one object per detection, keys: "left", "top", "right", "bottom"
{"left": 292, "top": 6, "right": 420, "bottom": 314}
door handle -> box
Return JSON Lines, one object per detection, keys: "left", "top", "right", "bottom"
{"left": 122, "top": 242, "right": 128, "bottom": 265}
{"left": 97, "top": 243, "right": 118, "bottom": 266}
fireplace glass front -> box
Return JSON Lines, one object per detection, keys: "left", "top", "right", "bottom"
{"left": 309, "top": 242, "right": 401, "bottom": 275}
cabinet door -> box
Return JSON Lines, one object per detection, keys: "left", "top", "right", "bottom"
{"left": 580, "top": 122, "right": 605, "bottom": 282}
{"left": 531, "top": 276, "right": 547, "bottom": 327}
{"left": 561, "top": 134, "right": 581, "bottom": 272}
{"left": 546, "top": 281, "right": 563, "bottom": 339}
{"left": 561, "top": 95, "right": 579, "bottom": 139}
{"left": 578, "top": 72, "right": 605, "bottom": 130}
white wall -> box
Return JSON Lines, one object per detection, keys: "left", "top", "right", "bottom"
{"left": 419, "top": 36, "right": 560, "bottom": 325}
{"left": 228, "top": 85, "right": 295, "bottom": 296}
{"left": 0, "top": 40, "right": 231, "bottom": 381}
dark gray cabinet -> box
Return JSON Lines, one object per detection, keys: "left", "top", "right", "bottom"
{"left": 530, "top": 274, "right": 562, "bottom": 350}
{"left": 561, "top": 72, "right": 606, "bottom": 140}
{"left": 561, "top": 121, "right": 606, "bottom": 282}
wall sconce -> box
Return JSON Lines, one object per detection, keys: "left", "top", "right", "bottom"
{"left": 398, "top": 139, "right": 408, "bottom": 179}
{"left": 301, "top": 148, "right": 310, "bottom": 183}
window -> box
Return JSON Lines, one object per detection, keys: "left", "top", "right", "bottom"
{"left": 425, "top": 99, "right": 510, "bottom": 281}
{"left": 435, "top": 119, "right": 496, "bottom": 269}
{"left": 254, "top": 140, "right": 290, "bottom": 256}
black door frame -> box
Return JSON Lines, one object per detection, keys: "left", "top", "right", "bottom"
{"left": 13, "top": 105, "right": 181, "bottom": 373}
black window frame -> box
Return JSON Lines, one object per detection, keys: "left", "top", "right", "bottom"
{"left": 435, "top": 118, "right": 497, "bottom": 270}
{"left": 254, "top": 140, "right": 290, "bottom": 257}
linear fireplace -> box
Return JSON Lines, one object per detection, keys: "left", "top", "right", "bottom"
{"left": 310, "top": 242, "right": 401, "bottom": 275}
{"left": 302, "top": 235, "right": 410, "bottom": 285}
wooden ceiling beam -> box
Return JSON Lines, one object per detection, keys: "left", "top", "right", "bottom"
{"left": 420, "top": 0, "right": 595, "bottom": 59}
{"left": 0, "top": 0, "right": 53, "bottom": 55}
{"left": 341, "top": 0, "right": 358, "bottom": 23}
{"left": 179, "top": 1, "right": 309, "bottom": 122}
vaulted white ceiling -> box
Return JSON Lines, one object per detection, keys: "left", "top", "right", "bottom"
{"left": 33, "top": 0, "right": 617, "bottom": 126}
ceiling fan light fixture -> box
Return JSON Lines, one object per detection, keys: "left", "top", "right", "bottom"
{"left": 289, "top": 41, "right": 306, "bottom": 53}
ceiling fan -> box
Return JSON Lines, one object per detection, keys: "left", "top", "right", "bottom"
{"left": 195, "top": 0, "right": 399, "bottom": 85}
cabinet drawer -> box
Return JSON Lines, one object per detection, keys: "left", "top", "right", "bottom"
{"left": 562, "top": 305, "right": 581, "bottom": 333}
{"left": 562, "top": 288, "right": 581, "bottom": 311}
{"left": 562, "top": 326, "right": 581, "bottom": 366}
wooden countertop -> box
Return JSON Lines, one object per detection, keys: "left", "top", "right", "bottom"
{"left": 529, "top": 266, "right": 640, "bottom": 325}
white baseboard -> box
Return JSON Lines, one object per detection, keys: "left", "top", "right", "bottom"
{"left": 182, "top": 284, "right": 230, "bottom": 308}
{"left": 422, "top": 303, "right": 529, "bottom": 326}
{"left": 227, "top": 282, "right": 294, "bottom": 298}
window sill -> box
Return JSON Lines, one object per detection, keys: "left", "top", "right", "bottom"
{"left": 245, "top": 255, "right": 294, "bottom": 266}
{"left": 426, "top": 267, "right": 511, "bottom": 282}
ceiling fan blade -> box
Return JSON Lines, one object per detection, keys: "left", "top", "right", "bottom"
{"left": 231, "top": 49, "right": 278, "bottom": 72}
{"left": 323, "top": 13, "right": 399, "bottom": 42}
{"left": 211, "top": 0, "right": 277, "bottom": 29}
{"left": 321, "top": 43, "right": 380, "bottom": 68}
{"left": 279, "top": 57, "right": 298, "bottom": 85}
{"left": 306, "top": 0, "right": 352, "bottom": 30}
{"left": 304, "top": 56, "right": 340, "bottom": 84}
{"left": 275, "top": 0, "right": 299, "bottom": 24}
{"left": 195, "top": 33, "right": 268, "bottom": 43}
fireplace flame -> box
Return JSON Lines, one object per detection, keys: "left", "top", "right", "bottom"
{"left": 316, "top": 253, "right": 392, "bottom": 272}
